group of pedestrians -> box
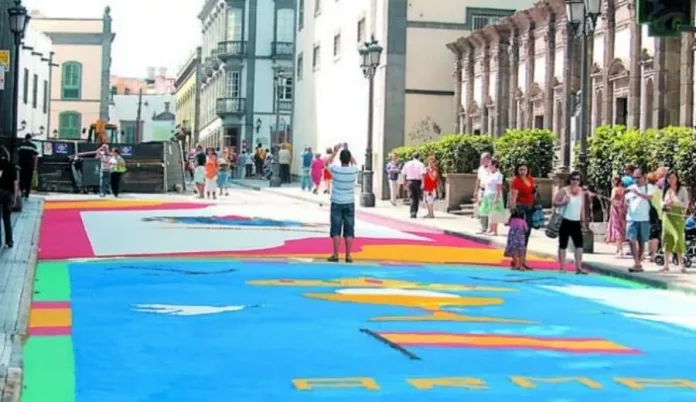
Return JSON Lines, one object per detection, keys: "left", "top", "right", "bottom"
{"left": 73, "top": 143, "right": 128, "bottom": 197}
{"left": 605, "top": 164, "right": 691, "bottom": 273}
{"left": 299, "top": 144, "right": 356, "bottom": 195}
{"left": 190, "top": 146, "right": 234, "bottom": 199}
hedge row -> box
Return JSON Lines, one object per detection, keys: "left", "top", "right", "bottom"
{"left": 391, "top": 129, "right": 556, "bottom": 178}
{"left": 580, "top": 125, "right": 696, "bottom": 196}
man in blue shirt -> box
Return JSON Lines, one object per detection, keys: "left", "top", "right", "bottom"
{"left": 300, "top": 146, "right": 313, "bottom": 191}
{"left": 327, "top": 148, "right": 358, "bottom": 263}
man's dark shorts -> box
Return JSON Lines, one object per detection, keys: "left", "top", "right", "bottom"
{"left": 330, "top": 203, "right": 355, "bottom": 238}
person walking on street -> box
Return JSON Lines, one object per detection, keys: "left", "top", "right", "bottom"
{"left": 300, "top": 147, "right": 313, "bottom": 191}
{"left": 205, "top": 149, "right": 219, "bottom": 199}
{"left": 605, "top": 177, "right": 627, "bottom": 258}
{"left": 254, "top": 143, "right": 265, "bottom": 178}
{"left": 17, "top": 134, "right": 38, "bottom": 199}
{"left": 0, "top": 146, "right": 17, "bottom": 248}
{"left": 553, "top": 171, "right": 588, "bottom": 274}
{"left": 478, "top": 159, "right": 505, "bottom": 235}
{"left": 474, "top": 153, "right": 491, "bottom": 234}
{"left": 401, "top": 153, "right": 426, "bottom": 219}
{"left": 243, "top": 150, "right": 253, "bottom": 178}
{"left": 422, "top": 156, "right": 439, "bottom": 218}
{"left": 508, "top": 162, "right": 536, "bottom": 268}
{"left": 193, "top": 154, "right": 206, "bottom": 198}
{"left": 327, "top": 148, "right": 358, "bottom": 263}
{"left": 109, "top": 148, "right": 127, "bottom": 198}
{"left": 625, "top": 168, "right": 654, "bottom": 273}
{"left": 310, "top": 153, "right": 324, "bottom": 194}
{"left": 278, "top": 144, "right": 292, "bottom": 183}
{"left": 217, "top": 149, "right": 231, "bottom": 196}
{"left": 385, "top": 153, "right": 402, "bottom": 206}
{"left": 660, "top": 171, "right": 689, "bottom": 272}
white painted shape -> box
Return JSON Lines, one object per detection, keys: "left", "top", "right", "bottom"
{"left": 541, "top": 285, "right": 696, "bottom": 331}
{"left": 336, "top": 288, "right": 459, "bottom": 298}
{"left": 80, "top": 204, "right": 429, "bottom": 256}
{"left": 614, "top": 28, "right": 631, "bottom": 61}
{"left": 533, "top": 56, "right": 545, "bottom": 84}
{"left": 133, "top": 304, "right": 250, "bottom": 316}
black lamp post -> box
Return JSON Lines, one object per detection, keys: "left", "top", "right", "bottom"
{"left": 358, "top": 36, "right": 382, "bottom": 207}
{"left": 565, "top": 0, "right": 600, "bottom": 253}
{"left": 269, "top": 67, "right": 286, "bottom": 188}
{"left": 7, "top": 0, "right": 30, "bottom": 161}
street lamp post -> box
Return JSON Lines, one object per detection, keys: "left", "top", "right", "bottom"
{"left": 565, "top": 0, "right": 600, "bottom": 253}
{"left": 357, "top": 36, "right": 382, "bottom": 208}
{"left": 7, "top": 0, "right": 30, "bottom": 161}
{"left": 269, "top": 67, "right": 286, "bottom": 188}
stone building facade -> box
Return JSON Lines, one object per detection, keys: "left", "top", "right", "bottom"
{"left": 448, "top": 0, "right": 696, "bottom": 167}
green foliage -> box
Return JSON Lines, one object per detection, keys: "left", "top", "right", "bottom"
{"left": 390, "top": 134, "right": 494, "bottom": 174}
{"left": 493, "top": 129, "right": 556, "bottom": 178}
{"left": 583, "top": 125, "right": 696, "bottom": 196}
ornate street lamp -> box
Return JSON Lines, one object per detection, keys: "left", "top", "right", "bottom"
{"left": 7, "top": 0, "right": 30, "bottom": 163}
{"left": 565, "top": 0, "right": 600, "bottom": 253}
{"left": 269, "top": 67, "right": 287, "bottom": 187}
{"left": 357, "top": 36, "right": 383, "bottom": 207}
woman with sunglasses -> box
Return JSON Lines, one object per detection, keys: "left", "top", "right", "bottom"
{"left": 552, "top": 171, "right": 588, "bottom": 274}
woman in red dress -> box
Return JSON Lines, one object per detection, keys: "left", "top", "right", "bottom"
{"left": 508, "top": 163, "right": 536, "bottom": 270}
{"left": 321, "top": 147, "right": 334, "bottom": 194}
{"left": 422, "top": 156, "right": 439, "bottom": 218}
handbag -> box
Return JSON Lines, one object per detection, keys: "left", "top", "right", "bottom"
{"left": 531, "top": 189, "right": 545, "bottom": 229}
{"left": 545, "top": 204, "right": 566, "bottom": 239}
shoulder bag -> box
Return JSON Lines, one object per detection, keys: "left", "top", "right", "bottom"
{"left": 531, "top": 187, "right": 545, "bottom": 229}
{"left": 545, "top": 190, "right": 567, "bottom": 238}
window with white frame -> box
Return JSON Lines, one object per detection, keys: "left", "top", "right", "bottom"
{"left": 471, "top": 13, "right": 503, "bottom": 30}
{"left": 279, "top": 77, "right": 293, "bottom": 101}
{"left": 333, "top": 33, "right": 341, "bottom": 58}
{"left": 297, "top": 53, "right": 303, "bottom": 80}
{"left": 312, "top": 44, "right": 320, "bottom": 70}
{"left": 227, "top": 8, "right": 243, "bottom": 41}
{"left": 227, "top": 71, "right": 241, "bottom": 98}
{"left": 357, "top": 17, "right": 366, "bottom": 43}
{"left": 276, "top": 9, "right": 294, "bottom": 42}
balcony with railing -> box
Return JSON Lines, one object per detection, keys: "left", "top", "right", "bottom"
{"left": 216, "top": 98, "right": 246, "bottom": 116}
{"left": 271, "top": 41, "right": 294, "bottom": 59}
{"left": 218, "top": 41, "right": 247, "bottom": 61}
{"left": 210, "top": 49, "right": 220, "bottom": 69}
{"left": 278, "top": 100, "right": 292, "bottom": 113}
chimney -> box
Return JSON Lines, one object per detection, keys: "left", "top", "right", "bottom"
{"left": 145, "top": 67, "right": 155, "bottom": 84}
{"left": 164, "top": 102, "right": 170, "bottom": 112}
{"left": 158, "top": 67, "right": 167, "bottom": 77}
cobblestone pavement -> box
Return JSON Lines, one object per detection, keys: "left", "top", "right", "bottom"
{"left": 20, "top": 189, "right": 696, "bottom": 401}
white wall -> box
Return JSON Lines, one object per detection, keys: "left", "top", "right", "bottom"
{"left": 17, "top": 27, "right": 52, "bottom": 139}
{"left": 109, "top": 94, "right": 176, "bottom": 143}
{"left": 293, "top": 0, "right": 385, "bottom": 174}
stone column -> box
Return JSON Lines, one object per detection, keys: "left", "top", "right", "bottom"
{"left": 601, "top": 1, "right": 615, "bottom": 125}
{"left": 453, "top": 57, "right": 463, "bottom": 133}
{"left": 627, "top": 2, "right": 642, "bottom": 128}
{"left": 560, "top": 22, "right": 573, "bottom": 171}
{"left": 524, "top": 27, "right": 535, "bottom": 129}
{"left": 653, "top": 38, "right": 667, "bottom": 128}
{"left": 495, "top": 40, "right": 510, "bottom": 137}
{"left": 680, "top": 33, "right": 694, "bottom": 127}
{"left": 508, "top": 36, "right": 519, "bottom": 129}
{"left": 465, "top": 46, "right": 475, "bottom": 133}
{"left": 544, "top": 23, "right": 556, "bottom": 131}
{"left": 480, "top": 44, "right": 490, "bottom": 134}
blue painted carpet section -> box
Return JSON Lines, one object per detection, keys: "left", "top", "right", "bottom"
{"left": 69, "top": 261, "right": 696, "bottom": 401}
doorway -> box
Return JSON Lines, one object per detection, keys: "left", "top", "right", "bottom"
{"left": 534, "top": 115, "right": 544, "bottom": 129}
{"left": 224, "top": 127, "right": 239, "bottom": 150}
{"left": 615, "top": 97, "right": 628, "bottom": 125}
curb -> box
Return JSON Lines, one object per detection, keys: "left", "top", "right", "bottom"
{"left": 232, "top": 182, "right": 691, "bottom": 293}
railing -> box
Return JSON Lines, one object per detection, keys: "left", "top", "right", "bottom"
{"left": 278, "top": 100, "right": 292, "bottom": 112}
{"left": 272, "top": 41, "right": 294, "bottom": 58}
{"left": 216, "top": 98, "right": 246, "bottom": 115}
{"left": 218, "top": 41, "right": 247, "bottom": 60}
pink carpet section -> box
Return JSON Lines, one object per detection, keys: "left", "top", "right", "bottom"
{"left": 31, "top": 301, "right": 71, "bottom": 309}
{"left": 28, "top": 327, "right": 72, "bottom": 336}
{"left": 39, "top": 209, "right": 94, "bottom": 260}
{"left": 38, "top": 202, "right": 209, "bottom": 260}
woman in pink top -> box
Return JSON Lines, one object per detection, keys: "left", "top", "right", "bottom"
{"left": 310, "top": 153, "right": 324, "bottom": 194}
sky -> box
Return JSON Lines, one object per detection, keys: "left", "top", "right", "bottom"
{"left": 24, "top": 0, "right": 202, "bottom": 78}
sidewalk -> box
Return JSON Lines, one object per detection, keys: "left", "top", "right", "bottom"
{"left": 0, "top": 199, "right": 42, "bottom": 401}
{"left": 230, "top": 178, "right": 696, "bottom": 294}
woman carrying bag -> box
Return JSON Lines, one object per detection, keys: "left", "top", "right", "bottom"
{"left": 547, "top": 171, "right": 588, "bottom": 274}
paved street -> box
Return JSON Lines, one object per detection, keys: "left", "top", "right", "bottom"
{"left": 21, "top": 189, "right": 696, "bottom": 401}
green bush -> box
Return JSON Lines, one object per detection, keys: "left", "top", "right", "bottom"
{"left": 493, "top": 129, "right": 556, "bottom": 178}
{"left": 390, "top": 134, "right": 494, "bottom": 174}
{"left": 584, "top": 125, "right": 696, "bottom": 197}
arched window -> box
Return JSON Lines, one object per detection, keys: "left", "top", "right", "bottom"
{"left": 58, "top": 111, "right": 82, "bottom": 139}
{"left": 61, "top": 61, "right": 82, "bottom": 99}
